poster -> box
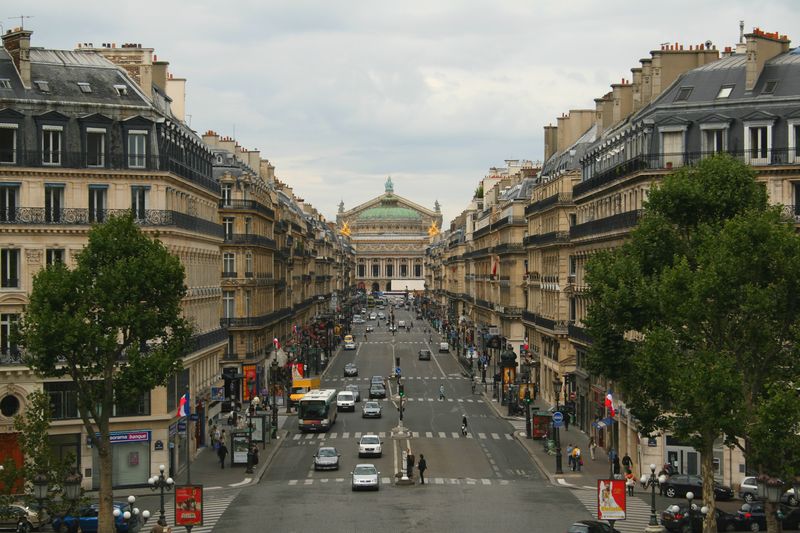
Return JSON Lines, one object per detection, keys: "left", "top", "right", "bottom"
{"left": 597, "top": 479, "right": 627, "bottom": 520}
{"left": 250, "top": 415, "right": 265, "bottom": 442}
{"left": 243, "top": 364, "right": 257, "bottom": 401}
{"left": 291, "top": 362, "right": 304, "bottom": 380}
{"left": 175, "top": 485, "right": 203, "bottom": 527}
{"left": 232, "top": 433, "right": 249, "bottom": 464}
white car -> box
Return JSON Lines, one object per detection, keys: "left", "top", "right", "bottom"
{"left": 358, "top": 434, "right": 382, "bottom": 457}
{"left": 369, "top": 313, "right": 377, "bottom": 320}
{"left": 398, "top": 320, "right": 406, "bottom": 328}
{"left": 351, "top": 463, "right": 380, "bottom": 491}
{"left": 343, "top": 335, "right": 356, "bottom": 350}
{"left": 439, "top": 342, "right": 449, "bottom": 353}
{"left": 377, "top": 312, "right": 385, "bottom": 319}
{"left": 336, "top": 391, "right": 355, "bottom": 411}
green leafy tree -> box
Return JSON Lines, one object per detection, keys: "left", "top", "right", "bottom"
{"left": 585, "top": 155, "right": 800, "bottom": 533}
{"left": 18, "top": 214, "right": 192, "bottom": 533}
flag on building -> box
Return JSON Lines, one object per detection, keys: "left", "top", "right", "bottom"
{"left": 605, "top": 392, "right": 616, "bottom": 418}
{"left": 273, "top": 337, "right": 281, "bottom": 350}
{"left": 178, "top": 392, "right": 190, "bottom": 417}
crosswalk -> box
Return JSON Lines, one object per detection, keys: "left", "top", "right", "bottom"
{"left": 286, "top": 477, "right": 514, "bottom": 487}
{"left": 570, "top": 488, "right": 654, "bottom": 533}
{"left": 291, "top": 431, "right": 514, "bottom": 442}
{"left": 161, "top": 492, "right": 237, "bottom": 533}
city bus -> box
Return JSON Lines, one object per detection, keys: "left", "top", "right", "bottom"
{"left": 298, "top": 389, "right": 338, "bottom": 432}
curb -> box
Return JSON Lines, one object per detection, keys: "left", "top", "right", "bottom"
{"left": 251, "top": 428, "right": 289, "bottom": 485}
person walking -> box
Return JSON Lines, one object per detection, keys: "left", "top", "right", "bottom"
{"left": 417, "top": 454, "right": 427, "bottom": 485}
{"left": 406, "top": 449, "right": 415, "bottom": 479}
{"left": 589, "top": 436, "right": 597, "bottom": 461}
{"left": 439, "top": 384, "right": 446, "bottom": 400}
{"left": 566, "top": 443, "right": 574, "bottom": 471}
{"left": 564, "top": 412, "right": 570, "bottom": 431}
{"left": 622, "top": 452, "right": 633, "bottom": 472}
{"left": 625, "top": 468, "right": 636, "bottom": 496}
{"left": 208, "top": 423, "right": 217, "bottom": 448}
{"left": 613, "top": 454, "right": 621, "bottom": 476}
{"left": 657, "top": 464, "right": 669, "bottom": 496}
{"left": 461, "top": 415, "right": 468, "bottom": 436}
{"left": 573, "top": 446, "right": 582, "bottom": 471}
{"left": 217, "top": 441, "right": 228, "bottom": 469}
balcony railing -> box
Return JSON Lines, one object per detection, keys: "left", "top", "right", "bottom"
{"left": 525, "top": 192, "right": 573, "bottom": 217}
{"left": 189, "top": 328, "right": 228, "bottom": 352}
{"left": 523, "top": 231, "right": 570, "bottom": 247}
{"left": 221, "top": 271, "right": 237, "bottom": 278}
{"left": 0, "top": 208, "right": 223, "bottom": 238}
{"left": 223, "top": 233, "right": 277, "bottom": 249}
{"left": 570, "top": 210, "right": 643, "bottom": 240}
{"left": 220, "top": 308, "right": 292, "bottom": 329}
{"left": 218, "top": 199, "right": 275, "bottom": 219}
{"left": 569, "top": 323, "right": 593, "bottom": 345}
{"left": 0, "top": 149, "right": 219, "bottom": 194}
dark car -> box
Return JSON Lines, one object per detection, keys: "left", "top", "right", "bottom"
{"left": 567, "top": 520, "right": 621, "bottom": 533}
{"left": 313, "top": 446, "right": 341, "bottom": 471}
{"left": 661, "top": 504, "right": 739, "bottom": 532}
{"left": 418, "top": 349, "right": 432, "bottom": 360}
{"left": 736, "top": 502, "right": 796, "bottom": 532}
{"left": 0, "top": 503, "right": 48, "bottom": 532}
{"left": 369, "top": 384, "right": 386, "bottom": 399}
{"left": 52, "top": 503, "right": 136, "bottom": 533}
{"left": 662, "top": 474, "right": 734, "bottom": 500}
{"left": 370, "top": 375, "right": 385, "bottom": 386}
{"left": 344, "top": 362, "right": 358, "bottom": 377}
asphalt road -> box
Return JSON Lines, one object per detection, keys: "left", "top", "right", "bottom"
{"left": 211, "top": 305, "right": 596, "bottom": 532}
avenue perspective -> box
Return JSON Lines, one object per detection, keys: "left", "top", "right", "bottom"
{"left": 1, "top": 13, "right": 800, "bottom": 533}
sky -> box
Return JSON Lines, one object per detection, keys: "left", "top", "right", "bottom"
{"left": 16, "top": 0, "right": 799, "bottom": 224}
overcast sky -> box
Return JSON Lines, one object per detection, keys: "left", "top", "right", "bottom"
{"left": 19, "top": 0, "right": 799, "bottom": 224}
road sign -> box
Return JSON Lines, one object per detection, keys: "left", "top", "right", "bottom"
{"left": 552, "top": 411, "right": 563, "bottom": 423}
{"left": 395, "top": 367, "right": 402, "bottom": 376}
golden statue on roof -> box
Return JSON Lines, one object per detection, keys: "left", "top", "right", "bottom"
{"left": 339, "top": 221, "right": 351, "bottom": 237}
{"left": 427, "top": 221, "right": 439, "bottom": 237}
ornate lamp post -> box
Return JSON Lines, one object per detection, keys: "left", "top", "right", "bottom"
{"left": 33, "top": 471, "right": 84, "bottom": 533}
{"left": 553, "top": 375, "right": 564, "bottom": 474}
{"left": 270, "top": 359, "right": 279, "bottom": 438}
{"left": 113, "top": 495, "right": 150, "bottom": 532}
{"left": 148, "top": 464, "right": 174, "bottom": 526}
{"left": 500, "top": 344, "right": 517, "bottom": 415}
{"left": 640, "top": 463, "right": 667, "bottom": 532}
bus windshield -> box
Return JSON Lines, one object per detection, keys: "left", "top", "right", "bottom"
{"left": 298, "top": 400, "right": 329, "bottom": 420}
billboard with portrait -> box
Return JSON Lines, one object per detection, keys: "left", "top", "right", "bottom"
{"left": 175, "top": 485, "right": 203, "bottom": 527}
{"left": 597, "top": 479, "right": 626, "bottom": 520}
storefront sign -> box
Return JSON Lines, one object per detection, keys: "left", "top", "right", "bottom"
{"left": 597, "top": 479, "right": 626, "bottom": 520}
{"left": 211, "top": 387, "right": 225, "bottom": 402}
{"left": 243, "top": 364, "right": 258, "bottom": 401}
{"left": 178, "top": 421, "right": 187, "bottom": 433}
{"left": 94, "top": 430, "right": 151, "bottom": 444}
{"left": 175, "top": 485, "right": 204, "bottom": 527}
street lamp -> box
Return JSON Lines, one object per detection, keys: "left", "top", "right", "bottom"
{"left": 685, "top": 492, "right": 697, "bottom": 533}
{"left": 113, "top": 495, "right": 150, "bottom": 532}
{"left": 640, "top": 464, "right": 667, "bottom": 529}
{"left": 270, "top": 359, "right": 279, "bottom": 438}
{"left": 33, "top": 471, "right": 84, "bottom": 533}
{"left": 554, "top": 375, "right": 563, "bottom": 474}
{"left": 148, "top": 464, "right": 174, "bottom": 526}
{"left": 246, "top": 396, "right": 261, "bottom": 474}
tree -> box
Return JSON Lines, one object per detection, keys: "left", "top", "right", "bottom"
{"left": 585, "top": 155, "right": 800, "bottom": 533}
{"left": 18, "top": 214, "right": 192, "bottom": 533}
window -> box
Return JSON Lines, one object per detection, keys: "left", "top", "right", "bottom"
{"left": 716, "top": 85, "right": 734, "bottom": 99}
{"left": 0, "top": 79, "right": 11, "bottom": 90}
{"left": 131, "top": 186, "right": 148, "bottom": 220}
{"left": 1, "top": 249, "right": 19, "bottom": 288}
{"left": 127, "top": 130, "right": 147, "bottom": 168}
{"left": 371, "top": 263, "right": 379, "bottom": 277}
{"left": 88, "top": 187, "right": 107, "bottom": 223}
{"left": 46, "top": 249, "right": 65, "bottom": 266}
{"left": 245, "top": 251, "right": 253, "bottom": 276}
{"left": 221, "top": 184, "right": 232, "bottom": 206}
{"left": 569, "top": 297, "right": 576, "bottom": 321}
{"left": 44, "top": 184, "right": 64, "bottom": 223}
{"left": 113, "top": 84, "right": 128, "bottom": 96}
{"left": 674, "top": 87, "right": 693, "bottom": 102}
{"left": 77, "top": 82, "right": 92, "bottom": 93}
{"left": 86, "top": 128, "right": 105, "bottom": 167}
{"left": 762, "top": 81, "right": 778, "bottom": 95}
{"left": 34, "top": 80, "right": 50, "bottom": 93}
{"left": 702, "top": 128, "right": 726, "bottom": 154}
{"left": 223, "top": 253, "right": 235, "bottom": 275}
{"left": 0, "top": 313, "right": 19, "bottom": 357}
{"left": 245, "top": 217, "right": 252, "bottom": 235}
{"left": 745, "top": 123, "right": 772, "bottom": 165}
{"left": 789, "top": 121, "right": 800, "bottom": 164}
{"left": 42, "top": 126, "right": 62, "bottom": 165}
{"left": 245, "top": 290, "right": 252, "bottom": 317}
{"left": 414, "top": 264, "right": 422, "bottom": 277}
{"left": 113, "top": 391, "right": 150, "bottom": 417}
{"left": 0, "top": 124, "right": 17, "bottom": 164}
{"left": 569, "top": 256, "right": 577, "bottom": 276}
{"left": 400, "top": 263, "right": 408, "bottom": 278}
{"left": 358, "top": 264, "right": 366, "bottom": 277}
{"left": 223, "top": 290, "right": 235, "bottom": 318}
{"left": 0, "top": 184, "right": 18, "bottom": 222}
{"left": 45, "top": 381, "right": 79, "bottom": 420}
{"left": 223, "top": 217, "right": 234, "bottom": 239}
{"left": 660, "top": 128, "right": 685, "bottom": 168}
{"left": 386, "top": 262, "right": 394, "bottom": 278}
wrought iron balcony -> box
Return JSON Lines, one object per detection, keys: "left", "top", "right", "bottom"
{"left": 570, "top": 210, "right": 643, "bottom": 240}
{"left": 523, "top": 231, "right": 570, "bottom": 247}
{"left": 569, "top": 323, "right": 593, "bottom": 345}
{"left": 223, "top": 233, "right": 277, "bottom": 249}
{"left": 218, "top": 199, "right": 275, "bottom": 219}
{"left": 525, "top": 192, "right": 573, "bottom": 217}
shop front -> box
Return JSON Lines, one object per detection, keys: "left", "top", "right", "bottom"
{"left": 90, "top": 430, "right": 151, "bottom": 489}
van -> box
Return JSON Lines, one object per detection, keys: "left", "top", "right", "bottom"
{"left": 439, "top": 342, "right": 449, "bottom": 353}
{"left": 337, "top": 391, "right": 355, "bottom": 411}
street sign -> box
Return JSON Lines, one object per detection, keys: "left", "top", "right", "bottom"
{"left": 552, "top": 411, "right": 563, "bottom": 426}
{"left": 395, "top": 367, "right": 402, "bottom": 376}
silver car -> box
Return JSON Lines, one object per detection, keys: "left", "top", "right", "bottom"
{"left": 345, "top": 384, "right": 361, "bottom": 402}
{"left": 351, "top": 464, "right": 380, "bottom": 491}
{"left": 313, "top": 446, "right": 341, "bottom": 471}
{"left": 361, "top": 401, "right": 382, "bottom": 418}
{"left": 0, "top": 503, "right": 49, "bottom": 532}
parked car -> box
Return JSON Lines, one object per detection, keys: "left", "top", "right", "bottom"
{"left": 344, "top": 362, "right": 358, "bottom": 377}
{"left": 0, "top": 503, "right": 48, "bottom": 532}
{"left": 439, "top": 342, "right": 449, "bottom": 353}
{"left": 566, "top": 520, "right": 621, "bottom": 533}
{"left": 345, "top": 384, "right": 361, "bottom": 402}
{"left": 361, "top": 401, "right": 383, "bottom": 418}
{"left": 52, "top": 503, "right": 137, "bottom": 533}
{"left": 739, "top": 476, "right": 798, "bottom": 505}
{"left": 351, "top": 464, "right": 380, "bottom": 491}
{"left": 336, "top": 391, "right": 355, "bottom": 411}
{"left": 661, "top": 504, "right": 738, "bottom": 532}
{"left": 313, "top": 446, "right": 341, "bottom": 471}
{"left": 369, "top": 384, "right": 386, "bottom": 399}
{"left": 662, "top": 474, "right": 734, "bottom": 500}
{"left": 358, "top": 434, "right": 383, "bottom": 458}
{"left": 418, "top": 349, "right": 432, "bottom": 360}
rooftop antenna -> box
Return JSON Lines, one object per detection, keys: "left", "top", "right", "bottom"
{"left": 8, "top": 15, "right": 33, "bottom": 29}
{"left": 739, "top": 20, "right": 745, "bottom": 44}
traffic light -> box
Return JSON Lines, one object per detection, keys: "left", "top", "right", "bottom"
{"left": 395, "top": 356, "right": 400, "bottom": 368}
{"left": 399, "top": 383, "right": 405, "bottom": 397}
{"left": 524, "top": 388, "right": 531, "bottom": 404}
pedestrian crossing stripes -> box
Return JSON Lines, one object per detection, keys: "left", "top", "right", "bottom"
{"left": 286, "top": 477, "right": 512, "bottom": 486}
{"left": 161, "top": 492, "right": 237, "bottom": 533}
{"left": 290, "top": 431, "right": 513, "bottom": 442}
{"left": 570, "top": 488, "right": 654, "bottom": 533}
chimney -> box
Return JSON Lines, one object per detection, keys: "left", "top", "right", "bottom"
{"left": 2, "top": 28, "right": 33, "bottom": 88}
{"left": 543, "top": 124, "right": 558, "bottom": 162}
{"left": 611, "top": 79, "right": 634, "bottom": 125}
{"left": 152, "top": 60, "right": 169, "bottom": 93}
{"left": 745, "top": 29, "right": 791, "bottom": 91}
{"left": 594, "top": 92, "right": 614, "bottom": 136}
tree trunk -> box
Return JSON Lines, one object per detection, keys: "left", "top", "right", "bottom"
{"left": 700, "top": 442, "right": 718, "bottom": 533}
{"left": 766, "top": 500, "right": 782, "bottom": 533}
{"left": 97, "top": 439, "right": 115, "bottom": 533}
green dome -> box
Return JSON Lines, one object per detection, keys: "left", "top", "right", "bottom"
{"left": 358, "top": 206, "right": 421, "bottom": 220}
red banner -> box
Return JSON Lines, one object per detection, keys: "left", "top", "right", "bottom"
{"left": 175, "top": 485, "right": 203, "bottom": 527}
{"left": 597, "top": 479, "right": 627, "bottom": 520}
{"left": 243, "top": 364, "right": 257, "bottom": 401}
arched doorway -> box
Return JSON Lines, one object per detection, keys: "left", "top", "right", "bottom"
{"left": 371, "top": 282, "right": 380, "bottom": 292}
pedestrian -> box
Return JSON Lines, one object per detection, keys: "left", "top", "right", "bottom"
{"left": 417, "top": 454, "right": 427, "bottom": 485}
{"left": 439, "top": 384, "right": 445, "bottom": 400}
{"left": 657, "top": 464, "right": 669, "bottom": 496}
{"left": 250, "top": 445, "right": 259, "bottom": 466}
{"left": 622, "top": 452, "right": 632, "bottom": 471}
{"left": 406, "top": 448, "right": 415, "bottom": 479}
{"left": 220, "top": 429, "right": 227, "bottom": 446}
{"left": 573, "top": 446, "right": 582, "bottom": 471}
{"left": 217, "top": 441, "right": 228, "bottom": 469}
{"left": 589, "top": 436, "right": 597, "bottom": 461}
{"left": 613, "top": 455, "right": 621, "bottom": 476}
{"left": 150, "top": 518, "right": 172, "bottom": 533}
{"left": 209, "top": 423, "right": 217, "bottom": 447}
{"left": 625, "top": 468, "right": 636, "bottom": 496}
{"left": 566, "top": 443, "right": 574, "bottom": 470}
{"left": 564, "top": 412, "right": 570, "bottom": 431}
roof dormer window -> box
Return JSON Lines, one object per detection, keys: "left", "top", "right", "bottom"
{"left": 77, "top": 82, "right": 92, "bottom": 94}
{"left": 674, "top": 87, "right": 693, "bottom": 102}
{"left": 34, "top": 80, "right": 50, "bottom": 92}
{"left": 716, "top": 85, "right": 734, "bottom": 99}
{"left": 0, "top": 79, "right": 11, "bottom": 90}
{"left": 762, "top": 80, "right": 778, "bottom": 95}
{"left": 113, "top": 84, "right": 128, "bottom": 96}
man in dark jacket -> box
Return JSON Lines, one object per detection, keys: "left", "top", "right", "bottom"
{"left": 406, "top": 449, "right": 415, "bottom": 479}
{"left": 217, "top": 442, "right": 228, "bottom": 469}
{"left": 417, "top": 454, "right": 427, "bottom": 485}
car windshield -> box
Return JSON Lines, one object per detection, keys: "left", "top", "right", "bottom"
{"left": 354, "top": 466, "right": 376, "bottom": 475}
{"left": 371, "top": 385, "right": 384, "bottom": 391}
{"left": 361, "top": 436, "right": 379, "bottom": 444}
{"left": 365, "top": 402, "right": 379, "bottom": 409}
{"left": 338, "top": 393, "right": 353, "bottom": 400}
{"left": 318, "top": 448, "right": 337, "bottom": 457}
{"left": 298, "top": 400, "right": 328, "bottom": 419}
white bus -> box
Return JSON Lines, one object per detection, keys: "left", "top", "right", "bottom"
{"left": 298, "top": 389, "right": 338, "bottom": 432}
